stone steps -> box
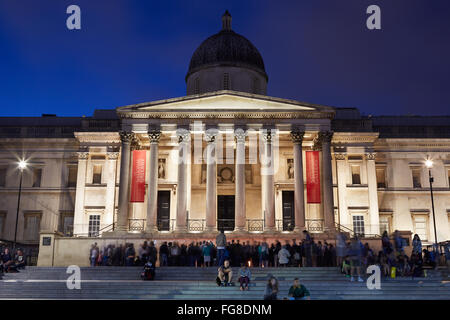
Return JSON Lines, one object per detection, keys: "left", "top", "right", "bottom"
{"left": 1, "top": 267, "right": 448, "bottom": 300}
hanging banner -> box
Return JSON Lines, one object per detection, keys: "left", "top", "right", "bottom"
{"left": 130, "top": 150, "right": 146, "bottom": 202}
{"left": 306, "top": 151, "right": 321, "bottom": 203}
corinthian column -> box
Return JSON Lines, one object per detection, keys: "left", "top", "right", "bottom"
{"left": 261, "top": 129, "right": 276, "bottom": 232}
{"left": 175, "top": 130, "right": 190, "bottom": 232}
{"left": 290, "top": 129, "right": 305, "bottom": 232}
{"left": 146, "top": 129, "right": 161, "bottom": 233}
{"left": 117, "top": 131, "right": 134, "bottom": 232}
{"left": 316, "top": 131, "right": 335, "bottom": 230}
{"left": 205, "top": 129, "right": 218, "bottom": 231}
{"left": 234, "top": 128, "right": 247, "bottom": 231}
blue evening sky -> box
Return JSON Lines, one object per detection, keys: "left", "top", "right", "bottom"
{"left": 0, "top": 0, "right": 449, "bottom": 117}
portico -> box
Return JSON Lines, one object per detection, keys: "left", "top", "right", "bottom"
{"left": 96, "top": 91, "right": 336, "bottom": 237}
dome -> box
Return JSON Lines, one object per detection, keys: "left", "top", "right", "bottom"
{"left": 186, "top": 11, "right": 268, "bottom": 82}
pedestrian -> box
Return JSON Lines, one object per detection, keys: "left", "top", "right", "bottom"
{"left": 349, "top": 236, "right": 364, "bottom": 282}
{"left": 278, "top": 245, "right": 291, "bottom": 267}
{"left": 216, "top": 229, "right": 227, "bottom": 267}
{"left": 202, "top": 241, "right": 212, "bottom": 267}
{"left": 412, "top": 234, "right": 422, "bottom": 258}
{"left": 263, "top": 277, "right": 279, "bottom": 300}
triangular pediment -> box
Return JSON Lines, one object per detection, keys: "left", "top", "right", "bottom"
{"left": 117, "top": 90, "right": 335, "bottom": 119}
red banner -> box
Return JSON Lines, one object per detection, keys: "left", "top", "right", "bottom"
{"left": 306, "top": 151, "right": 321, "bottom": 203}
{"left": 130, "top": 150, "right": 146, "bottom": 202}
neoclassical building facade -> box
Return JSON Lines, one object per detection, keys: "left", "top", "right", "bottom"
{"left": 0, "top": 13, "right": 449, "bottom": 264}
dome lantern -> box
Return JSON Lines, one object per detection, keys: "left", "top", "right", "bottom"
{"left": 222, "top": 10, "right": 232, "bottom": 31}
{"left": 186, "top": 11, "right": 268, "bottom": 96}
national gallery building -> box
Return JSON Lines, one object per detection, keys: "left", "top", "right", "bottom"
{"left": 0, "top": 12, "right": 449, "bottom": 265}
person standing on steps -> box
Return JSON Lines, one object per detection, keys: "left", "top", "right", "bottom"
{"left": 349, "top": 235, "right": 364, "bottom": 282}
{"left": 216, "top": 229, "right": 227, "bottom": 267}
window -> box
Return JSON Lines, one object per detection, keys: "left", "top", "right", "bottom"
{"left": 88, "top": 215, "right": 100, "bottom": 237}
{"left": 24, "top": 212, "right": 41, "bottom": 241}
{"left": 413, "top": 215, "right": 428, "bottom": 241}
{"left": 412, "top": 168, "right": 421, "bottom": 188}
{"left": 379, "top": 216, "right": 391, "bottom": 235}
{"left": 223, "top": 73, "right": 229, "bottom": 90}
{"left": 0, "top": 212, "right": 5, "bottom": 237}
{"left": 0, "top": 168, "right": 6, "bottom": 187}
{"left": 352, "top": 215, "right": 365, "bottom": 237}
{"left": 92, "top": 165, "right": 102, "bottom": 184}
{"left": 376, "top": 167, "right": 386, "bottom": 188}
{"left": 351, "top": 165, "right": 361, "bottom": 185}
{"left": 67, "top": 166, "right": 77, "bottom": 187}
{"left": 32, "top": 168, "right": 42, "bottom": 187}
{"left": 59, "top": 212, "right": 74, "bottom": 236}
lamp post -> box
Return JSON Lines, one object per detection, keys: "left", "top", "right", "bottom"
{"left": 13, "top": 160, "right": 26, "bottom": 250}
{"left": 425, "top": 159, "right": 439, "bottom": 254}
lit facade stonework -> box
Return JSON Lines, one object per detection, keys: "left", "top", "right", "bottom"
{"left": 0, "top": 12, "right": 449, "bottom": 266}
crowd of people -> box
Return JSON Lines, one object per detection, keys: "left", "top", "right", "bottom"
{"left": 337, "top": 231, "right": 450, "bottom": 280}
{"left": 89, "top": 230, "right": 339, "bottom": 268}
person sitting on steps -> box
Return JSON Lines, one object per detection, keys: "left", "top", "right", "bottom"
{"left": 216, "top": 259, "right": 233, "bottom": 286}
{"left": 238, "top": 262, "right": 251, "bottom": 291}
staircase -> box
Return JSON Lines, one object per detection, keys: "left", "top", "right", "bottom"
{"left": 1, "top": 267, "right": 449, "bottom": 300}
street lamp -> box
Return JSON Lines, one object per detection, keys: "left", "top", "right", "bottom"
{"left": 13, "top": 160, "right": 27, "bottom": 249}
{"left": 425, "top": 159, "right": 439, "bottom": 254}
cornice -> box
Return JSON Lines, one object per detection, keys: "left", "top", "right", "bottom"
{"left": 117, "top": 111, "right": 334, "bottom": 120}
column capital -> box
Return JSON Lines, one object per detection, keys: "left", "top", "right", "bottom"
{"left": 204, "top": 130, "right": 219, "bottom": 144}
{"left": 313, "top": 131, "right": 333, "bottom": 150}
{"left": 365, "top": 153, "right": 376, "bottom": 161}
{"left": 290, "top": 130, "right": 305, "bottom": 145}
{"left": 77, "top": 151, "right": 89, "bottom": 160}
{"left": 234, "top": 129, "right": 247, "bottom": 144}
{"left": 148, "top": 130, "right": 161, "bottom": 144}
{"left": 261, "top": 129, "right": 274, "bottom": 144}
{"left": 177, "top": 130, "right": 191, "bottom": 143}
{"left": 334, "top": 153, "right": 346, "bottom": 161}
{"left": 107, "top": 152, "right": 119, "bottom": 160}
{"left": 119, "top": 131, "right": 135, "bottom": 143}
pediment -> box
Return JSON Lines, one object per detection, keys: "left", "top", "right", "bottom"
{"left": 117, "top": 91, "right": 335, "bottom": 119}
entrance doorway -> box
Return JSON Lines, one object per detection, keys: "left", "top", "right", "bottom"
{"left": 282, "top": 191, "right": 295, "bottom": 231}
{"left": 217, "top": 195, "right": 235, "bottom": 231}
{"left": 157, "top": 190, "right": 171, "bottom": 231}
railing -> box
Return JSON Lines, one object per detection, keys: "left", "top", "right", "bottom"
{"left": 217, "top": 219, "right": 235, "bottom": 231}
{"left": 187, "top": 219, "right": 205, "bottom": 232}
{"left": 128, "top": 219, "right": 146, "bottom": 232}
{"left": 276, "top": 219, "right": 295, "bottom": 232}
{"left": 73, "top": 223, "right": 116, "bottom": 237}
{"left": 157, "top": 219, "right": 176, "bottom": 232}
{"left": 306, "top": 219, "right": 324, "bottom": 233}
{"left": 335, "top": 223, "right": 382, "bottom": 238}
{"left": 247, "top": 219, "right": 264, "bottom": 232}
